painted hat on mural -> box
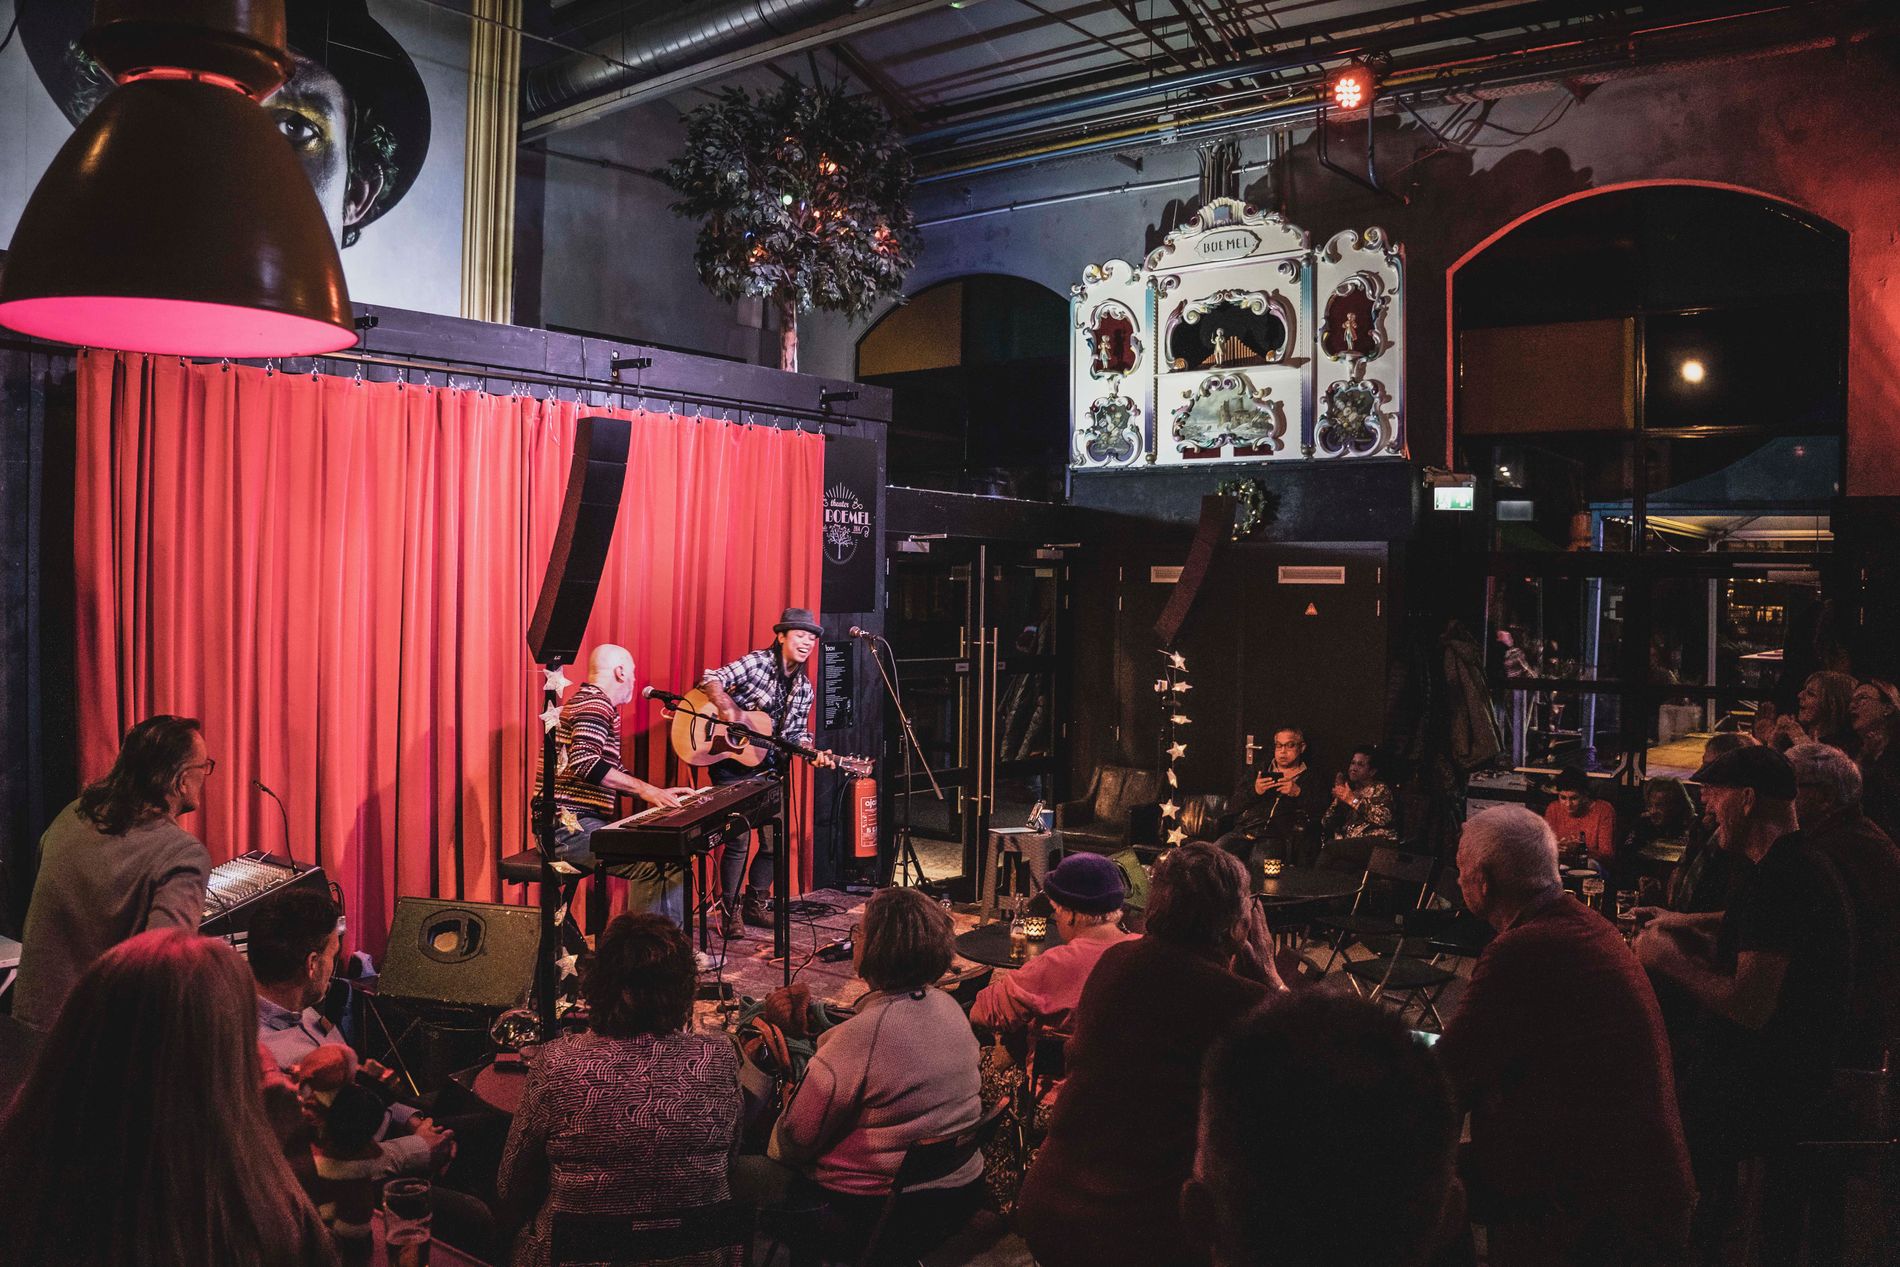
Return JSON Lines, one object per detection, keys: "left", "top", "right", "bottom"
{"left": 22, "top": 0, "right": 431, "bottom": 243}
{"left": 773, "top": 608, "right": 823, "bottom": 636}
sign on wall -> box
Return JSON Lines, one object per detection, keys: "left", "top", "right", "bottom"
{"left": 0, "top": 0, "right": 467, "bottom": 317}
{"left": 821, "top": 434, "right": 879, "bottom": 614}
{"left": 1070, "top": 198, "right": 1405, "bottom": 469}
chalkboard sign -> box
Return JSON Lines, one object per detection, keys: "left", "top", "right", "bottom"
{"left": 821, "top": 640, "right": 856, "bottom": 731}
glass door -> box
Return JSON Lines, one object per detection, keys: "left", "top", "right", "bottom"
{"left": 881, "top": 541, "right": 1068, "bottom": 893}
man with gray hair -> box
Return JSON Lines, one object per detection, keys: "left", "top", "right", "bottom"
{"left": 1437, "top": 806, "right": 1692, "bottom": 1265}
{"left": 1788, "top": 741, "right": 1900, "bottom": 1069}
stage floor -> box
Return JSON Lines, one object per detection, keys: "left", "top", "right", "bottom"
{"left": 689, "top": 887, "right": 993, "bottom": 1028}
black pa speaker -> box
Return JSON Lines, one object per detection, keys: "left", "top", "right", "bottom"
{"left": 527, "top": 414, "right": 632, "bottom": 665}
{"left": 377, "top": 898, "right": 541, "bottom": 1010}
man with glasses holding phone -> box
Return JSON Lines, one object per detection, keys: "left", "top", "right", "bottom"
{"left": 15, "top": 715, "right": 216, "bottom": 1028}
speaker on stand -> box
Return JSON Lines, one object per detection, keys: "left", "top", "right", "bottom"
{"left": 525, "top": 414, "right": 632, "bottom": 1032}
{"left": 359, "top": 898, "right": 542, "bottom": 1095}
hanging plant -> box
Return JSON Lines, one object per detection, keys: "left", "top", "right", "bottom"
{"left": 662, "top": 78, "right": 920, "bottom": 373}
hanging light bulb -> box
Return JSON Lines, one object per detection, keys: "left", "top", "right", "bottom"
{"left": 0, "top": 0, "right": 355, "bottom": 357}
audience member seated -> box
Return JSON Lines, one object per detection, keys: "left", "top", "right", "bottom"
{"left": 13, "top": 715, "right": 214, "bottom": 1029}
{"left": 972, "top": 853, "right": 1134, "bottom": 1038}
{"left": 1216, "top": 727, "right": 1329, "bottom": 867}
{"left": 1542, "top": 768, "right": 1617, "bottom": 867}
{"left": 499, "top": 913, "right": 741, "bottom": 1267}
{"left": 1317, "top": 742, "right": 1398, "bottom": 873}
{"left": 1768, "top": 670, "right": 1859, "bottom": 755}
{"left": 1634, "top": 745, "right": 1852, "bottom": 1264}
{"left": 0, "top": 929, "right": 336, "bottom": 1267}
{"left": 250, "top": 887, "right": 448, "bottom": 1176}
{"left": 1439, "top": 807, "right": 1693, "bottom": 1266}
{"left": 1185, "top": 991, "right": 1461, "bottom": 1267}
{"left": 758, "top": 886, "right": 983, "bottom": 1259}
{"left": 1017, "top": 842, "right": 1286, "bottom": 1267}
{"left": 1850, "top": 678, "right": 1900, "bottom": 844}
{"left": 970, "top": 853, "right": 1135, "bottom": 1211}
{"left": 1787, "top": 741, "right": 1900, "bottom": 1070}
{"left": 1620, "top": 776, "right": 1694, "bottom": 884}
{"left": 1668, "top": 733, "right": 1755, "bottom": 915}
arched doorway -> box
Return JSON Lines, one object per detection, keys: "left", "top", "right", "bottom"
{"left": 857, "top": 274, "right": 1068, "bottom": 500}
{"left": 1449, "top": 183, "right": 1848, "bottom": 776}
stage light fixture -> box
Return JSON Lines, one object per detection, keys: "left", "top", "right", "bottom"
{"left": 1329, "top": 64, "right": 1378, "bottom": 113}
{"left": 0, "top": 0, "right": 355, "bottom": 357}
{"left": 1679, "top": 358, "right": 1707, "bottom": 384}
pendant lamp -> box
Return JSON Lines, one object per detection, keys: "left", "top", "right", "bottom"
{"left": 0, "top": 0, "right": 356, "bottom": 357}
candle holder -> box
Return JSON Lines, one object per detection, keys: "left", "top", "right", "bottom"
{"left": 1261, "top": 858, "right": 1284, "bottom": 877}
{"left": 1022, "top": 916, "right": 1048, "bottom": 941}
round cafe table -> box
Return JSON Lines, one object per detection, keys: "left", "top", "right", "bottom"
{"left": 1250, "top": 866, "right": 1360, "bottom": 906}
{"left": 955, "top": 922, "right": 1053, "bottom": 969}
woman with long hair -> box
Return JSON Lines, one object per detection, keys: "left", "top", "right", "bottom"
{"left": 0, "top": 929, "right": 336, "bottom": 1267}
{"left": 1771, "top": 671, "right": 1858, "bottom": 755}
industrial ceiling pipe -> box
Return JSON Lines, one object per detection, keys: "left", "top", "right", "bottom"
{"left": 522, "top": 0, "right": 862, "bottom": 120}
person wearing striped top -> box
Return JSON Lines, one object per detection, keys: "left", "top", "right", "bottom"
{"left": 543, "top": 644, "right": 689, "bottom": 919}
{"left": 701, "top": 607, "right": 832, "bottom": 938}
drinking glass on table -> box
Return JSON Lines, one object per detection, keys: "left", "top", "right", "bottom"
{"left": 1615, "top": 891, "right": 1639, "bottom": 941}
{"left": 382, "top": 1176, "right": 433, "bottom": 1267}
{"left": 1580, "top": 876, "right": 1606, "bottom": 911}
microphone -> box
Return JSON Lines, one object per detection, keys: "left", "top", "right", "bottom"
{"left": 642, "top": 685, "right": 689, "bottom": 705}
{"left": 847, "top": 626, "right": 877, "bottom": 640}
{"left": 253, "top": 779, "right": 292, "bottom": 856}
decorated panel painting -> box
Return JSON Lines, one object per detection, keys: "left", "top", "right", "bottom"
{"left": 1069, "top": 199, "right": 1404, "bottom": 467}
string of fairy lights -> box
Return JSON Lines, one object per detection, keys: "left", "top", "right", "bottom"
{"left": 1154, "top": 649, "right": 1193, "bottom": 848}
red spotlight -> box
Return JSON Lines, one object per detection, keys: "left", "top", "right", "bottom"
{"left": 1329, "top": 64, "right": 1377, "bottom": 112}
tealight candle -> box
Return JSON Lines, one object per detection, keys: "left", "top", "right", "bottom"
{"left": 1261, "top": 858, "right": 1284, "bottom": 877}
{"left": 1022, "top": 916, "right": 1048, "bottom": 941}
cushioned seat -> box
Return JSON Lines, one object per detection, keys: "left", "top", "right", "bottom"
{"left": 500, "top": 849, "right": 547, "bottom": 884}
{"left": 1058, "top": 765, "right": 1162, "bottom": 854}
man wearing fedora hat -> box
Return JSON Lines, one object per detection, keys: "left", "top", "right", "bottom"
{"left": 701, "top": 608, "right": 832, "bottom": 938}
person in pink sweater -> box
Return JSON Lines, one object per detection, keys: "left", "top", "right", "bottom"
{"left": 971, "top": 853, "right": 1135, "bottom": 1036}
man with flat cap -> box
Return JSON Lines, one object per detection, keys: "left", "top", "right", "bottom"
{"left": 701, "top": 608, "right": 833, "bottom": 939}
{"left": 1634, "top": 744, "right": 1853, "bottom": 1262}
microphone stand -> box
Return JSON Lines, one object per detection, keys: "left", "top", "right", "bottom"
{"left": 253, "top": 779, "right": 293, "bottom": 859}
{"left": 862, "top": 633, "right": 942, "bottom": 890}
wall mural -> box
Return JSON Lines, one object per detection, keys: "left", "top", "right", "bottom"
{"left": 2, "top": 0, "right": 464, "bottom": 315}
{"left": 1069, "top": 199, "right": 1405, "bottom": 468}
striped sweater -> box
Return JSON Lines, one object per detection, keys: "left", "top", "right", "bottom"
{"left": 544, "top": 683, "right": 623, "bottom": 818}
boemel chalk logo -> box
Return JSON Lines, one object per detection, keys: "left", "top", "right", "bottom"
{"left": 823, "top": 481, "right": 871, "bottom": 564}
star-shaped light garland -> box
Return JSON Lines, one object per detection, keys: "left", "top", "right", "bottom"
{"left": 1156, "top": 648, "right": 1194, "bottom": 854}
{"left": 556, "top": 951, "right": 579, "bottom": 980}
{"left": 542, "top": 666, "right": 573, "bottom": 695}
{"left": 540, "top": 701, "right": 562, "bottom": 732}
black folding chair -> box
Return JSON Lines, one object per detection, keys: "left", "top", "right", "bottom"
{"left": 1307, "top": 843, "right": 1434, "bottom": 974}
{"left": 855, "top": 1096, "right": 1011, "bottom": 1267}
{"left": 551, "top": 1198, "right": 755, "bottom": 1265}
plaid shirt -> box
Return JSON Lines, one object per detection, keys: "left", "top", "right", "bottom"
{"left": 705, "top": 648, "right": 813, "bottom": 751}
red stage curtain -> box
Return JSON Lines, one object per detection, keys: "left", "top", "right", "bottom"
{"left": 74, "top": 351, "right": 824, "bottom": 954}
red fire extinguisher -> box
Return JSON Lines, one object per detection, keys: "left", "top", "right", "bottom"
{"left": 851, "top": 774, "right": 879, "bottom": 860}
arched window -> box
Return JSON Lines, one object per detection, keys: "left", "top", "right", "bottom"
{"left": 857, "top": 274, "right": 1068, "bottom": 500}
{"left": 1450, "top": 184, "right": 1847, "bottom": 776}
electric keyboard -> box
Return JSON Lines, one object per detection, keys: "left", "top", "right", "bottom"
{"left": 201, "top": 851, "right": 329, "bottom": 949}
{"left": 590, "top": 776, "right": 782, "bottom": 862}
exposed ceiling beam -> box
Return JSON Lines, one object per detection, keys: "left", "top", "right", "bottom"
{"left": 521, "top": 0, "right": 964, "bottom": 138}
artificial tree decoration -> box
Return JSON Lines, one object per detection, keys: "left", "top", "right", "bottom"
{"left": 663, "top": 78, "right": 919, "bottom": 372}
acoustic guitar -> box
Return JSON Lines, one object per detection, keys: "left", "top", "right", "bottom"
{"left": 667, "top": 686, "right": 873, "bottom": 776}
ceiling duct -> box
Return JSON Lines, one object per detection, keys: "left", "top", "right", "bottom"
{"left": 524, "top": 0, "right": 862, "bottom": 124}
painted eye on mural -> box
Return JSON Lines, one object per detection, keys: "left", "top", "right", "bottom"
{"left": 272, "top": 108, "right": 326, "bottom": 153}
